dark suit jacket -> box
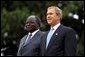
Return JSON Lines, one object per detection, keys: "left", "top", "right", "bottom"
{"left": 17, "top": 30, "right": 43, "bottom": 56}
{"left": 40, "top": 25, "right": 77, "bottom": 56}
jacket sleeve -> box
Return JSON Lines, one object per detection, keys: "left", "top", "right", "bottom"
{"left": 64, "top": 28, "right": 77, "bottom": 56}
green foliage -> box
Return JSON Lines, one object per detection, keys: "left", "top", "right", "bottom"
{"left": 1, "top": 7, "right": 30, "bottom": 44}
{"left": 76, "top": 36, "right": 84, "bottom": 56}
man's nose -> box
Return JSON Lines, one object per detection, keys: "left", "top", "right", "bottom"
{"left": 47, "top": 15, "right": 50, "bottom": 19}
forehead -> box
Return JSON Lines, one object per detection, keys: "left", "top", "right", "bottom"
{"left": 26, "top": 19, "right": 36, "bottom": 23}
{"left": 26, "top": 18, "right": 37, "bottom": 24}
{"left": 47, "top": 8, "right": 56, "bottom": 13}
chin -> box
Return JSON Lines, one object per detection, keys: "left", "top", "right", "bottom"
{"left": 48, "top": 22, "right": 51, "bottom": 25}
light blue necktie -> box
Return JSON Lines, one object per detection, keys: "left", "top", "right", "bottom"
{"left": 46, "top": 28, "right": 54, "bottom": 48}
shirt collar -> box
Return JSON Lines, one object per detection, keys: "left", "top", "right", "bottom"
{"left": 51, "top": 23, "right": 61, "bottom": 30}
{"left": 28, "top": 29, "right": 39, "bottom": 37}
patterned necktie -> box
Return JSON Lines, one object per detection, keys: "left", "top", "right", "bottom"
{"left": 25, "top": 33, "right": 32, "bottom": 44}
{"left": 46, "top": 28, "right": 54, "bottom": 48}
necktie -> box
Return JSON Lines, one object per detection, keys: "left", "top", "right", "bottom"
{"left": 46, "top": 28, "right": 54, "bottom": 48}
{"left": 25, "top": 33, "right": 32, "bottom": 44}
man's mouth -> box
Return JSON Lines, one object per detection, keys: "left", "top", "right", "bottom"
{"left": 47, "top": 19, "right": 52, "bottom": 21}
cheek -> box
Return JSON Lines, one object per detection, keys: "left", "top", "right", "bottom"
{"left": 50, "top": 16, "right": 58, "bottom": 24}
{"left": 53, "top": 15, "right": 59, "bottom": 21}
{"left": 51, "top": 16, "right": 56, "bottom": 22}
{"left": 46, "top": 16, "right": 52, "bottom": 22}
{"left": 31, "top": 25, "right": 37, "bottom": 29}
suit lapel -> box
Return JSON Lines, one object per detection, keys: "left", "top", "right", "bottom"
{"left": 18, "top": 35, "right": 28, "bottom": 54}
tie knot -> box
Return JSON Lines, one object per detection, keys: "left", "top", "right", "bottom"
{"left": 51, "top": 28, "right": 54, "bottom": 31}
{"left": 29, "top": 33, "right": 32, "bottom": 36}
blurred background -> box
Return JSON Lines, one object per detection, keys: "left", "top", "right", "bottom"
{"left": 1, "top": 1, "right": 84, "bottom": 56}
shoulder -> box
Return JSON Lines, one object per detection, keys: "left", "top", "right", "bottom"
{"left": 60, "top": 25, "right": 75, "bottom": 32}
{"left": 60, "top": 25, "right": 76, "bottom": 35}
{"left": 38, "top": 30, "right": 46, "bottom": 34}
{"left": 20, "top": 34, "right": 27, "bottom": 41}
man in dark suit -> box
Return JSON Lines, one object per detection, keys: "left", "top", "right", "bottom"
{"left": 17, "top": 15, "right": 43, "bottom": 56}
{"left": 40, "top": 6, "right": 77, "bottom": 56}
